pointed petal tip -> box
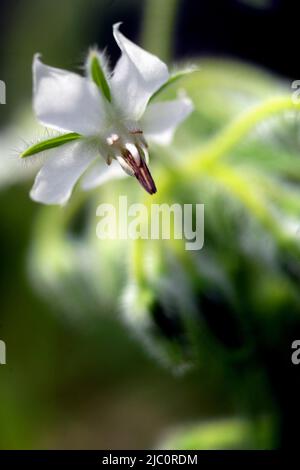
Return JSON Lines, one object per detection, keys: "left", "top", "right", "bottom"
{"left": 33, "top": 52, "right": 42, "bottom": 61}
{"left": 113, "top": 22, "right": 123, "bottom": 33}
{"left": 113, "top": 21, "right": 122, "bottom": 27}
{"left": 33, "top": 53, "right": 43, "bottom": 69}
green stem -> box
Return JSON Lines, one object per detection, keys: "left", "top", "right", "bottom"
{"left": 141, "top": 0, "right": 180, "bottom": 62}
{"left": 185, "top": 96, "right": 300, "bottom": 174}
{"left": 132, "top": 96, "right": 300, "bottom": 285}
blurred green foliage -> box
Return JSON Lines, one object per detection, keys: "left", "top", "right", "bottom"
{"left": 160, "top": 417, "right": 272, "bottom": 450}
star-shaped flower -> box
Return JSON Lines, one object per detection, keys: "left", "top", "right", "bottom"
{"left": 21, "top": 23, "right": 194, "bottom": 205}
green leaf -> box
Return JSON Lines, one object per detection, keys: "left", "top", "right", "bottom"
{"left": 20, "top": 133, "right": 81, "bottom": 158}
{"left": 149, "top": 67, "right": 199, "bottom": 102}
{"left": 90, "top": 54, "right": 111, "bottom": 102}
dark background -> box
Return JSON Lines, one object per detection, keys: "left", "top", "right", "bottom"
{"left": 0, "top": 0, "right": 299, "bottom": 113}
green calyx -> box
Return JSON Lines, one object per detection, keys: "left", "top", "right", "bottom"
{"left": 20, "top": 133, "right": 81, "bottom": 158}
{"left": 89, "top": 53, "right": 112, "bottom": 102}
{"left": 150, "top": 67, "right": 199, "bottom": 102}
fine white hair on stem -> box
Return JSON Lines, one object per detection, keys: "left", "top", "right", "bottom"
{"left": 170, "top": 63, "right": 199, "bottom": 75}
{"left": 14, "top": 128, "right": 63, "bottom": 169}
{"left": 19, "top": 149, "right": 49, "bottom": 170}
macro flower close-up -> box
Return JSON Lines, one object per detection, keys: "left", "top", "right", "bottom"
{"left": 2, "top": 0, "right": 300, "bottom": 460}
{"left": 23, "top": 23, "right": 193, "bottom": 205}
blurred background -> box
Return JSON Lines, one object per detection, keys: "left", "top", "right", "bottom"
{"left": 1, "top": 0, "right": 300, "bottom": 450}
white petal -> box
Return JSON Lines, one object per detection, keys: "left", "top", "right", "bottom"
{"left": 110, "top": 23, "right": 169, "bottom": 120}
{"left": 141, "top": 97, "right": 194, "bottom": 145}
{"left": 81, "top": 158, "right": 127, "bottom": 190}
{"left": 30, "top": 139, "right": 97, "bottom": 205}
{"left": 33, "top": 55, "right": 107, "bottom": 136}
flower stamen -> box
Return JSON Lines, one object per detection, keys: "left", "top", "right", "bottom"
{"left": 106, "top": 133, "right": 120, "bottom": 146}
{"left": 121, "top": 145, "right": 157, "bottom": 195}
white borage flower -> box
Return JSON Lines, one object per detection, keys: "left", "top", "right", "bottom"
{"left": 21, "top": 23, "right": 194, "bottom": 205}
